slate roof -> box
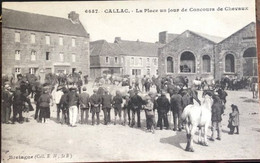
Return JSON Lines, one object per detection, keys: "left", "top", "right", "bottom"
{"left": 115, "top": 40, "right": 163, "bottom": 57}
{"left": 167, "top": 33, "right": 179, "bottom": 42}
{"left": 90, "top": 40, "right": 123, "bottom": 56}
{"left": 192, "top": 31, "right": 224, "bottom": 43}
{"left": 2, "top": 8, "right": 89, "bottom": 37}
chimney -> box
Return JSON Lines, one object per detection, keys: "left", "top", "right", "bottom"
{"left": 68, "top": 11, "right": 80, "bottom": 24}
{"left": 159, "top": 31, "right": 168, "bottom": 44}
{"left": 114, "top": 37, "right": 121, "bottom": 43}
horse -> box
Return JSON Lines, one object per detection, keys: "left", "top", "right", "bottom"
{"left": 181, "top": 94, "right": 214, "bottom": 152}
{"left": 193, "top": 79, "right": 202, "bottom": 90}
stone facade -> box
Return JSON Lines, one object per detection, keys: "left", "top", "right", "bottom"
{"left": 158, "top": 22, "right": 257, "bottom": 82}
{"left": 158, "top": 30, "right": 216, "bottom": 82}
{"left": 215, "top": 22, "right": 257, "bottom": 79}
{"left": 2, "top": 9, "right": 90, "bottom": 82}
{"left": 123, "top": 56, "right": 158, "bottom": 77}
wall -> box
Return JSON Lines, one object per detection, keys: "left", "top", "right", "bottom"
{"left": 158, "top": 31, "right": 215, "bottom": 83}
{"left": 215, "top": 23, "right": 256, "bottom": 80}
{"left": 2, "top": 27, "right": 90, "bottom": 79}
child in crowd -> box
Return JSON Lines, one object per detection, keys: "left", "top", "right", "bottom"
{"left": 144, "top": 96, "right": 155, "bottom": 134}
{"left": 228, "top": 104, "right": 239, "bottom": 135}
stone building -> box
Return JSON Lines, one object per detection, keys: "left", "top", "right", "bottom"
{"left": 114, "top": 37, "right": 161, "bottom": 78}
{"left": 158, "top": 22, "right": 256, "bottom": 81}
{"left": 90, "top": 37, "right": 161, "bottom": 78}
{"left": 215, "top": 22, "right": 257, "bottom": 79}
{"left": 158, "top": 30, "right": 223, "bottom": 82}
{"left": 90, "top": 40, "right": 123, "bottom": 79}
{"left": 2, "top": 8, "right": 90, "bottom": 82}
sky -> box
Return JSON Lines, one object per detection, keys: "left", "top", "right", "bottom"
{"left": 3, "top": 0, "right": 256, "bottom": 43}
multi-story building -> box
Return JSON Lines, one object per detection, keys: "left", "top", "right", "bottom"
{"left": 90, "top": 37, "right": 161, "bottom": 79}
{"left": 90, "top": 40, "right": 123, "bottom": 79}
{"left": 114, "top": 37, "right": 161, "bottom": 78}
{"left": 2, "top": 8, "right": 90, "bottom": 82}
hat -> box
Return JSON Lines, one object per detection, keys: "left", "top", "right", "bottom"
{"left": 183, "top": 86, "right": 187, "bottom": 90}
{"left": 93, "top": 88, "right": 98, "bottom": 92}
{"left": 231, "top": 104, "right": 237, "bottom": 108}
{"left": 5, "top": 84, "right": 10, "bottom": 89}
{"left": 82, "top": 86, "right": 87, "bottom": 91}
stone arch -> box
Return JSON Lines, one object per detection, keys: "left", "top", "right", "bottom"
{"left": 166, "top": 56, "right": 174, "bottom": 73}
{"left": 180, "top": 51, "right": 196, "bottom": 73}
{"left": 202, "top": 55, "right": 211, "bottom": 73}
{"left": 242, "top": 47, "right": 257, "bottom": 76}
{"left": 225, "top": 54, "right": 235, "bottom": 73}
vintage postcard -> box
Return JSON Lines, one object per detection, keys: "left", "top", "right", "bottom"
{"left": 1, "top": 0, "right": 260, "bottom": 162}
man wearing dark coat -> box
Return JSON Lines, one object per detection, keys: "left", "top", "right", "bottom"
{"left": 210, "top": 95, "right": 225, "bottom": 141}
{"left": 13, "top": 86, "right": 24, "bottom": 123}
{"left": 171, "top": 89, "right": 183, "bottom": 131}
{"left": 129, "top": 90, "right": 144, "bottom": 128}
{"left": 90, "top": 89, "right": 102, "bottom": 125}
{"left": 2, "top": 85, "right": 13, "bottom": 124}
{"left": 101, "top": 89, "right": 112, "bottom": 125}
{"left": 155, "top": 92, "right": 170, "bottom": 130}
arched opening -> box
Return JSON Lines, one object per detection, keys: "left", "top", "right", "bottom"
{"left": 167, "top": 57, "right": 174, "bottom": 73}
{"left": 180, "top": 51, "right": 195, "bottom": 73}
{"left": 202, "top": 55, "right": 211, "bottom": 73}
{"left": 243, "top": 47, "right": 257, "bottom": 76}
{"left": 225, "top": 54, "right": 235, "bottom": 73}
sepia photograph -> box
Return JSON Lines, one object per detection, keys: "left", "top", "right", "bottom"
{"left": 1, "top": 0, "right": 260, "bottom": 162}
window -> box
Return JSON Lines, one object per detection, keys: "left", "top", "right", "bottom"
{"left": 60, "top": 53, "right": 64, "bottom": 62}
{"left": 131, "top": 57, "right": 134, "bottom": 65}
{"left": 46, "top": 52, "right": 50, "bottom": 60}
{"left": 115, "top": 57, "right": 118, "bottom": 64}
{"left": 45, "top": 35, "right": 50, "bottom": 45}
{"left": 31, "top": 51, "right": 36, "bottom": 61}
{"left": 147, "top": 69, "right": 150, "bottom": 75}
{"left": 29, "top": 68, "right": 36, "bottom": 74}
{"left": 15, "top": 50, "right": 21, "bottom": 60}
{"left": 31, "top": 34, "right": 36, "bottom": 44}
{"left": 139, "top": 58, "right": 143, "bottom": 66}
{"left": 15, "top": 32, "right": 20, "bottom": 42}
{"left": 154, "top": 58, "right": 157, "bottom": 65}
{"left": 72, "top": 54, "right": 76, "bottom": 62}
{"left": 167, "top": 57, "right": 174, "bottom": 73}
{"left": 72, "top": 38, "right": 76, "bottom": 47}
{"left": 15, "top": 68, "right": 21, "bottom": 73}
{"left": 105, "top": 57, "right": 109, "bottom": 63}
{"left": 147, "top": 58, "right": 150, "bottom": 65}
{"left": 202, "top": 55, "right": 211, "bottom": 73}
{"left": 225, "top": 54, "right": 235, "bottom": 73}
{"left": 132, "top": 69, "right": 141, "bottom": 76}
{"left": 180, "top": 51, "right": 196, "bottom": 73}
{"left": 59, "top": 36, "right": 63, "bottom": 46}
{"left": 243, "top": 47, "right": 257, "bottom": 76}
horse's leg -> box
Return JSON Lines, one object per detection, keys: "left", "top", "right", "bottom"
{"left": 198, "top": 127, "right": 202, "bottom": 145}
{"left": 189, "top": 124, "right": 197, "bottom": 152}
{"left": 185, "top": 123, "right": 191, "bottom": 151}
{"left": 204, "top": 124, "right": 209, "bottom": 146}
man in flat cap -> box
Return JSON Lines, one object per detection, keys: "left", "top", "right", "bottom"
{"left": 90, "top": 88, "right": 102, "bottom": 125}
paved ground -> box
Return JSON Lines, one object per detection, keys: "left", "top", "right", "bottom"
{"left": 1, "top": 82, "right": 260, "bottom": 162}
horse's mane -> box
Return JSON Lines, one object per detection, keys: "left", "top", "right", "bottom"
{"left": 202, "top": 95, "right": 213, "bottom": 109}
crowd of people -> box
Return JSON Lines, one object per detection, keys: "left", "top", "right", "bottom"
{"left": 2, "top": 73, "right": 240, "bottom": 139}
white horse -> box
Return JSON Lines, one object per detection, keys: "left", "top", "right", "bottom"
{"left": 181, "top": 95, "right": 213, "bottom": 152}
{"left": 193, "top": 79, "right": 202, "bottom": 90}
